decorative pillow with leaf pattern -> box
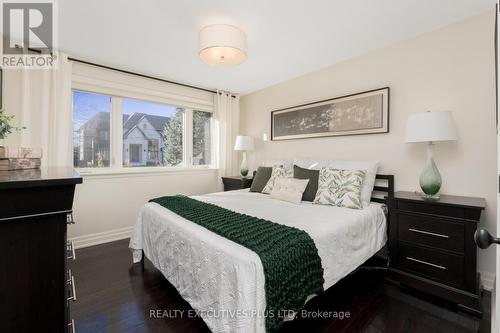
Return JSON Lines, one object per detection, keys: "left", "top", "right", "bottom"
{"left": 313, "top": 168, "right": 366, "bottom": 209}
{"left": 262, "top": 165, "right": 293, "bottom": 194}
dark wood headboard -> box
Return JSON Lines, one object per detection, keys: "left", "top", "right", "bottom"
{"left": 371, "top": 174, "right": 394, "bottom": 205}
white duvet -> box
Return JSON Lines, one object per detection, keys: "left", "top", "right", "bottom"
{"left": 129, "top": 189, "right": 387, "bottom": 333}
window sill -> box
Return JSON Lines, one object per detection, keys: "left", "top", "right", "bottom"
{"left": 76, "top": 166, "right": 219, "bottom": 179}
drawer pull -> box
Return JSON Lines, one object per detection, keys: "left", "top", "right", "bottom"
{"left": 67, "top": 274, "right": 77, "bottom": 302}
{"left": 67, "top": 241, "right": 76, "bottom": 260}
{"left": 406, "top": 256, "right": 446, "bottom": 270}
{"left": 68, "top": 319, "right": 75, "bottom": 333}
{"left": 408, "top": 228, "right": 449, "bottom": 239}
{"left": 67, "top": 213, "right": 75, "bottom": 225}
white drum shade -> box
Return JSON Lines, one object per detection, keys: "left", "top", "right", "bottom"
{"left": 405, "top": 111, "right": 458, "bottom": 143}
{"left": 234, "top": 136, "right": 254, "bottom": 151}
{"left": 199, "top": 24, "right": 247, "bottom": 65}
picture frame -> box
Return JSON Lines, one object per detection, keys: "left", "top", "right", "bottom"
{"left": 271, "top": 87, "right": 390, "bottom": 141}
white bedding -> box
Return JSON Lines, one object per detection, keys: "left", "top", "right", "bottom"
{"left": 129, "top": 189, "right": 387, "bottom": 333}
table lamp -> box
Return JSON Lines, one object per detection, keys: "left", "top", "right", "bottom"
{"left": 234, "top": 135, "right": 254, "bottom": 177}
{"left": 405, "top": 111, "right": 457, "bottom": 198}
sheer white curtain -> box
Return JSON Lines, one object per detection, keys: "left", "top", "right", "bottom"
{"left": 5, "top": 52, "right": 73, "bottom": 167}
{"left": 215, "top": 91, "right": 239, "bottom": 179}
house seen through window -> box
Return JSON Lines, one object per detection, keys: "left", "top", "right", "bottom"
{"left": 73, "top": 90, "right": 212, "bottom": 170}
{"left": 122, "top": 98, "right": 183, "bottom": 167}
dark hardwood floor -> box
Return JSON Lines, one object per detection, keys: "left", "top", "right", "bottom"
{"left": 69, "top": 239, "right": 490, "bottom": 333}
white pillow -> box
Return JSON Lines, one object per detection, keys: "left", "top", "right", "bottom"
{"left": 313, "top": 168, "right": 365, "bottom": 209}
{"left": 294, "top": 158, "right": 379, "bottom": 206}
{"left": 293, "top": 159, "right": 330, "bottom": 171}
{"left": 262, "top": 165, "right": 293, "bottom": 194}
{"left": 270, "top": 177, "right": 310, "bottom": 205}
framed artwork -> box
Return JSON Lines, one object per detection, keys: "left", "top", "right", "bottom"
{"left": 271, "top": 87, "right": 389, "bottom": 141}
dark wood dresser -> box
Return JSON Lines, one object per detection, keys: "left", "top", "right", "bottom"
{"left": 0, "top": 168, "right": 82, "bottom": 333}
{"left": 387, "top": 191, "right": 486, "bottom": 315}
{"left": 222, "top": 176, "right": 253, "bottom": 191}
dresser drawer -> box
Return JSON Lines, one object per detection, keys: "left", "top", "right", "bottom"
{"left": 0, "top": 185, "right": 76, "bottom": 219}
{"left": 396, "top": 243, "right": 464, "bottom": 288}
{"left": 398, "top": 213, "right": 464, "bottom": 253}
{"left": 397, "top": 200, "right": 465, "bottom": 219}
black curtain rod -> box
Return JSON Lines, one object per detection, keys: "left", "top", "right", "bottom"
{"left": 68, "top": 57, "right": 218, "bottom": 94}
{"left": 68, "top": 57, "right": 236, "bottom": 98}
{"left": 21, "top": 46, "right": 236, "bottom": 98}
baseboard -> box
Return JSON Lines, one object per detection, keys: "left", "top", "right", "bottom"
{"left": 481, "top": 272, "right": 495, "bottom": 291}
{"left": 69, "top": 226, "right": 133, "bottom": 249}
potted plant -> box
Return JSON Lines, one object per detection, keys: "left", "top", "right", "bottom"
{"left": 0, "top": 109, "right": 25, "bottom": 146}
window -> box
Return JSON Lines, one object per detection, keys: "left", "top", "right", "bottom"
{"left": 192, "top": 111, "right": 212, "bottom": 166}
{"left": 147, "top": 139, "right": 159, "bottom": 162}
{"left": 73, "top": 91, "right": 111, "bottom": 168}
{"left": 72, "top": 90, "right": 214, "bottom": 171}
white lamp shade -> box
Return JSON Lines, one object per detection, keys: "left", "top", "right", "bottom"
{"left": 405, "top": 111, "right": 458, "bottom": 143}
{"left": 234, "top": 136, "right": 254, "bottom": 151}
{"left": 199, "top": 24, "right": 247, "bottom": 65}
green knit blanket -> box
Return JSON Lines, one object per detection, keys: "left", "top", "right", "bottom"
{"left": 150, "top": 195, "right": 324, "bottom": 332}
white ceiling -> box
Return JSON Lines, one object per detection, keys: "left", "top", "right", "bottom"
{"left": 59, "top": 0, "right": 495, "bottom": 95}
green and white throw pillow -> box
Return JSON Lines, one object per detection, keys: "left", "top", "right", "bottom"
{"left": 313, "top": 168, "right": 366, "bottom": 209}
{"left": 262, "top": 165, "right": 293, "bottom": 194}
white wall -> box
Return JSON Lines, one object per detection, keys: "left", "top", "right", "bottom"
{"left": 70, "top": 170, "right": 218, "bottom": 248}
{"left": 240, "top": 11, "right": 497, "bottom": 288}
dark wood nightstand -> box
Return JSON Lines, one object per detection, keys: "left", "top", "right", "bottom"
{"left": 222, "top": 176, "right": 253, "bottom": 191}
{"left": 387, "top": 191, "right": 486, "bottom": 316}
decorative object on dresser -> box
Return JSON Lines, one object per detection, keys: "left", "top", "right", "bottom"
{"left": 0, "top": 157, "right": 41, "bottom": 170}
{"left": 405, "top": 111, "right": 457, "bottom": 198}
{"left": 387, "top": 191, "right": 486, "bottom": 316}
{"left": 222, "top": 175, "right": 253, "bottom": 191}
{"left": 0, "top": 146, "right": 42, "bottom": 158}
{"left": 233, "top": 135, "right": 254, "bottom": 177}
{"left": 0, "top": 146, "right": 42, "bottom": 170}
{"left": 271, "top": 87, "right": 389, "bottom": 141}
{"left": 0, "top": 168, "right": 82, "bottom": 333}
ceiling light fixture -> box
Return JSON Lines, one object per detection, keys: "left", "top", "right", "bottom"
{"left": 199, "top": 24, "right": 247, "bottom": 65}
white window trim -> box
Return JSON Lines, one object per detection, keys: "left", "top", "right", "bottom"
{"left": 73, "top": 87, "right": 217, "bottom": 175}
{"left": 72, "top": 79, "right": 214, "bottom": 112}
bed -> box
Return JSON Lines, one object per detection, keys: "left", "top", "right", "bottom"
{"left": 129, "top": 174, "right": 394, "bottom": 333}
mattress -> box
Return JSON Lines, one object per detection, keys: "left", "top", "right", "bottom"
{"left": 129, "top": 189, "right": 387, "bottom": 333}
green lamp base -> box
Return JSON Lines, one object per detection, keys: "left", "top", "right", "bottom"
{"left": 240, "top": 151, "right": 249, "bottom": 178}
{"left": 419, "top": 143, "right": 442, "bottom": 199}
